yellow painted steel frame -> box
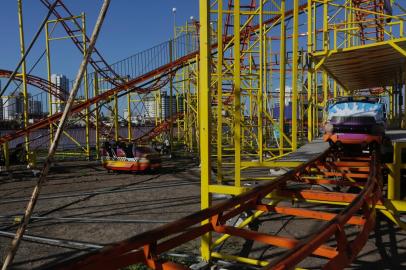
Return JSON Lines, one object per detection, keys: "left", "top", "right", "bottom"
{"left": 200, "top": 0, "right": 406, "bottom": 265}
{"left": 199, "top": 0, "right": 212, "bottom": 261}
{"left": 309, "top": 0, "right": 406, "bottom": 230}
{"left": 17, "top": 0, "right": 30, "bottom": 163}
{"left": 45, "top": 13, "right": 91, "bottom": 159}
{"left": 170, "top": 22, "right": 199, "bottom": 152}
{"left": 200, "top": 0, "right": 307, "bottom": 263}
{"left": 93, "top": 73, "right": 100, "bottom": 159}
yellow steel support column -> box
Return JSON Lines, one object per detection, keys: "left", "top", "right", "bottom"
{"left": 234, "top": 0, "right": 241, "bottom": 187}
{"left": 94, "top": 73, "right": 100, "bottom": 159}
{"left": 292, "top": 0, "right": 299, "bottom": 150}
{"left": 322, "top": 0, "right": 329, "bottom": 116}
{"left": 82, "top": 13, "right": 90, "bottom": 159}
{"left": 216, "top": 0, "right": 223, "bottom": 183}
{"left": 169, "top": 40, "right": 174, "bottom": 152}
{"left": 404, "top": 85, "right": 406, "bottom": 128}
{"left": 312, "top": 4, "right": 318, "bottom": 137}
{"left": 127, "top": 93, "right": 132, "bottom": 140}
{"left": 114, "top": 93, "right": 119, "bottom": 141}
{"left": 307, "top": 0, "right": 313, "bottom": 142}
{"left": 258, "top": 1, "right": 264, "bottom": 161}
{"left": 279, "top": 0, "right": 286, "bottom": 154}
{"left": 3, "top": 142, "right": 9, "bottom": 171}
{"left": 388, "top": 142, "right": 401, "bottom": 200}
{"left": 17, "top": 0, "right": 30, "bottom": 163}
{"left": 199, "top": 0, "right": 211, "bottom": 261}
{"left": 45, "top": 22, "right": 54, "bottom": 145}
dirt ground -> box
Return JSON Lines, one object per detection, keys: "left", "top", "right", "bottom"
{"left": 0, "top": 157, "right": 405, "bottom": 269}
{"left": 0, "top": 157, "right": 202, "bottom": 269}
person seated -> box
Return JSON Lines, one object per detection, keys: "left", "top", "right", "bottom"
{"left": 124, "top": 142, "right": 134, "bottom": 158}
{"left": 115, "top": 141, "right": 127, "bottom": 158}
{"left": 102, "top": 141, "right": 116, "bottom": 158}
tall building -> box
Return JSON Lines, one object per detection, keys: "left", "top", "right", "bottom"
{"left": 2, "top": 96, "right": 15, "bottom": 120}
{"left": 144, "top": 92, "right": 184, "bottom": 120}
{"left": 1, "top": 93, "right": 43, "bottom": 121}
{"left": 273, "top": 86, "right": 292, "bottom": 108}
{"left": 144, "top": 96, "right": 157, "bottom": 119}
{"left": 29, "top": 99, "right": 42, "bottom": 115}
{"left": 50, "top": 74, "right": 69, "bottom": 114}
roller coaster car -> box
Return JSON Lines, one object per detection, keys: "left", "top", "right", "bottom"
{"left": 101, "top": 142, "right": 161, "bottom": 172}
{"left": 323, "top": 96, "right": 387, "bottom": 148}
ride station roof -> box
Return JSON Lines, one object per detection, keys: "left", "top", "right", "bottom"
{"left": 313, "top": 38, "right": 406, "bottom": 91}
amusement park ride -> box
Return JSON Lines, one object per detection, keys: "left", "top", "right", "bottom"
{"left": 2, "top": 0, "right": 406, "bottom": 269}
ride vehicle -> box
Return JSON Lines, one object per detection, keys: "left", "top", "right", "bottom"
{"left": 100, "top": 141, "right": 161, "bottom": 172}
{"left": 323, "top": 96, "right": 387, "bottom": 148}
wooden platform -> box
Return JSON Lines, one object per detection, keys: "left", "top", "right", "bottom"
{"left": 278, "top": 138, "right": 329, "bottom": 162}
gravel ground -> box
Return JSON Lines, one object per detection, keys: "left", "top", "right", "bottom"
{"left": 0, "top": 157, "right": 201, "bottom": 269}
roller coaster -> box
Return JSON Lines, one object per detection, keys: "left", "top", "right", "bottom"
{"left": 1, "top": 0, "right": 406, "bottom": 269}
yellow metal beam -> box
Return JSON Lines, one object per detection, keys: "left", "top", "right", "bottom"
{"left": 234, "top": 0, "right": 242, "bottom": 187}
{"left": 279, "top": 0, "right": 286, "bottom": 156}
{"left": 17, "top": 0, "right": 30, "bottom": 163}
{"left": 291, "top": 0, "right": 299, "bottom": 150}
{"left": 199, "top": 0, "right": 212, "bottom": 261}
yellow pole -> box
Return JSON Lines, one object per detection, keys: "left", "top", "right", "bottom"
{"left": 388, "top": 142, "right": 401, "bottom": 200}
{"left": 216, "top": 0, "right": 223, "bottom": 183}
{"left": 45, "top": 22, "right": 54, "bottom": 145}
{"left": 312, "top": 2, "right": 318, "bottom": 137}
{"left": 114, "top": 93, "right": 119, "bottom": 141}
{"left": 169, "top": 40, "right": 174, "bottom": 152}
{"left": 258, "top": 1, "right": 264, "bottom": 160}
{"left": 292, "top": 0, "right": 299, "bottom": 150}
{"left": 127, "top": 93, "right": 132, "bottom": 140}
{"left": 17, "top": 0, "right": 30, "bottom": 163}
{"left": 404, "top": 84, "right": 406, "bottom": 128}
{"left": 82, "top": 13, "right": 90, "bottom": 159}
{"left": 322, "top": 0, "right": 329, "bottom": 118}
{"left": 234, "top": 0, "right": 242, "bottom": 187}
{"left": 333, "top": 27, "right": 338, "bottom": 98}
{"left": 94, "top": 73, "right": 100, "bottom": 159}
{"left": 279, "top": 0, "right": 286, "bottom": 154}
{"left": 199, "top": 0, "right": 211, "bottom": 261}
{"left": 3, "top": 142, "right": 9, "bottom": 171}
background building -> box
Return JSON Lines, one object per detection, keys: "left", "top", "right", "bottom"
{"left": 273, "top": 86, "right": 292, "bottom": 108}
{"left": 2, "top": 96, "right": 16, "bottom": 120}
{"left": 144, "top": 91, "right": 184, "bottom": 120}
{"left": 1, "top": 93, "right": 43, "bottom": 121}
{"left": 50, "top": 74, "right": 69, "bottom": 113}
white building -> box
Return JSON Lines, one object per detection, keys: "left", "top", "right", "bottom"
{"left": 273, "top": 86, "right": 292, "bottom": 108}
{"left": 2, "top": 93, "right": 43, "bottom": 121}
{"left": 2, "top": 96, "right": 18, "bottom": 120}
{"left": 50, "top": 74, "right": 69, "bottom": 113}
{"left": 144, "top": 96, "right": 157, "bottom": 119}
{"left": 144, "top": 92, "right": 184, "bottom": 120}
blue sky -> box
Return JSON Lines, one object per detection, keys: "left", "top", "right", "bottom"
{"left": 0, "top": 0, "right": 198, "bottom": 85}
